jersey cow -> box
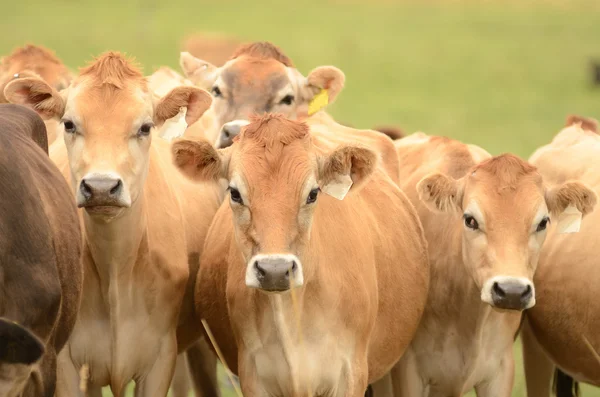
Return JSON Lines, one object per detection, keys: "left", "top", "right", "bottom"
{"left": 5, "top": 52, "right": 223, "bottom": 397}
{"left": 522, "top": 115, "right": 600, "bottom": 397}
{"left": 0, "top": 44, "right": 73, "bottom": 145}
{"left": 0, "top": 104, "right": 82, "bottom": 397}
{"left": 172, "top": 114, "right": 430, "bottom": 397}
{"left": 391, "top": 134, "right": 595, "bottom": 397}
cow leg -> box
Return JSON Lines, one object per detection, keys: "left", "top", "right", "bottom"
{"left": 370, "top": 372, "right": 393, "bottom": 397}
{"left": 474, "top": 351, "right": 514, "bottom": 397}
{"left": 56, "top": 346, "right": 83, "bottom": 397}
{"left": 185, "top": 338, "right": 220, "bottom": 397}
{"left": 134, "top": 334, "right": 177, "bottom": 397}
{"left": 391, "top": 351, "right": 425, "bottom": 397}
{"left": 88, "top": 386, "right": 103, "bottom": 397}
{"left": 170, "top": 353, "right": 191, "bottom": 397}
{"left": 521, "top": 318, "right": 554, "bottom": 397}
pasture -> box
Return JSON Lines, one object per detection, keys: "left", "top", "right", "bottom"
{"left": 2, "top": 0, "right": 599, "bottom": 396}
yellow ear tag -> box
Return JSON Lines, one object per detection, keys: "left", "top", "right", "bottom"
{"left": 308, "top": 89, "right": 329, "bottom": 116}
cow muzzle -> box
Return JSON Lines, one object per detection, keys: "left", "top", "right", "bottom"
{"left": 77, "top": 173, "right": 131, "bottom": 213}
{"left": 246, "top": 254, "right": 304, "bottom": 292}
{"left": 481, "top": 276, "right": 535, "bottom": 311}
{"left": 215, "top": 120, "right": 249, "bottom": 149}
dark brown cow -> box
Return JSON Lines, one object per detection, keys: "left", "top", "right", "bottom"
{"left": 0, "top": 104, "right": 82, "bottom": 397}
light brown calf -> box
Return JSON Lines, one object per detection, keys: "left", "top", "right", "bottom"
{"left": 5, "top": 53, "right": 223, "bottom": 397}
{"left": 0, "top": 44, "right": 73, "bottom": 144}
{"left": 172, "top": 114, "right": 430, "bottom": 397}
{"left": 522, "top": 115, "right": 600, "bottom": 397}
{"left": 391, "top": 134, "right": 595, "bottom": 397}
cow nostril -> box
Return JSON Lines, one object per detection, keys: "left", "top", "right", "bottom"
{"left": 291, "top": 261, "right": 297, "bottom": 271}
{"left": 521, "top": 285, "right": 532, "bottom": 298}
{"left": 254, "top": 261, "right": 265, "bottom": 278}
{"left": 110, "top": 180, "right": 122, "bottom": 196}
{"left": 493, "top": 282, "right": 505, "bottom": 298}
{"left": 80, "top": 180, "right": 92, "bottom": 199}
{"left": 223, "top": 129, "right": 231, "bottom": 138}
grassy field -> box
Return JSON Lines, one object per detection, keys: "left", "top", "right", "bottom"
{"left": 3, "top": 0, "right": 599, "bottom": 395}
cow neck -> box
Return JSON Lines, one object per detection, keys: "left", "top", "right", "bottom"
{"left": 83, "top": 192, "right": 147, "bottom": 285}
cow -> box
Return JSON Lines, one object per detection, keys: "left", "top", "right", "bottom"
{"left": 0, "top": 104, "right": 82, "bottom": 397}
{"left": 179, "top": 41, "right": 401, "bottom": 183}
{"left": 521, "top": 115, "right": 600, "bottom": 397}
{"left": 390, "top": 133, "right": 596, "bottom": 397}
{"left": 171, "top": 114, "right": 430, "bottom": 397}
{"left": 4, "top": 52, "right": 224, "bottom": 397}
{"left": 0, "top": 44, "right": 73, "bottom": 145}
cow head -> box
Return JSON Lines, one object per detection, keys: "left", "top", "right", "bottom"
{"left": 5, "top": 52, "right": 211, "bottom": 221}
{"left": 180, "top": 42, "right": 345, "bottom": 148}
{"left": 0, "top": 44, "right": 72, "bottom": 103}
{"left": 417, "top": 154, "right": 596, "bottom": 311}
{"left": 172, "top": 114, "right": 376, "bottom": 292}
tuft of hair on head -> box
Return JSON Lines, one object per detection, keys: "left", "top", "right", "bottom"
{"left": 79, "top": 51, "right": 146, "bottom": 90}
{"left": 565, "top": 114, "right": 598, "bottom": 133}
{"left": 1, "top": 44, "right": 63, "bottom": 68}
{"left": 241, "top": 113, "right": 309, "bottom": 146}
{"left": 473, "top": 153, "right": 538, "bottom": 189}
{"left": 230, "top": 42, "right": 294, "bottom": 67}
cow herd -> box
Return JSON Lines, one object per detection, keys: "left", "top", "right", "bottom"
{"left": 0, "top": 41, "right": 597, "bottom": 397}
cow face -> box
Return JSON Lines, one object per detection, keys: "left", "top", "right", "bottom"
{"left": 418, "top": 154, "right": 596, "bottom": 311}
{"left": 172, "top": 114, "right": 376, "bottom": 293}
{"left": 5, "top": 52, "right": 211, "bottom": 221}
{"left": 180, "top": 42, "right": 345, "bottom": 148}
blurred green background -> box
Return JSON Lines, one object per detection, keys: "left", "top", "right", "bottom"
{"left": 4, "top": 0, "right": 599, "bottom": 395}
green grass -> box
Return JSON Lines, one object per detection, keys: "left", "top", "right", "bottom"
{"left": 4, "top": 0, "right": 599, "bottom": 395}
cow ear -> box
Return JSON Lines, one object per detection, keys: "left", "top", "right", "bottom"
{"left": 179, "top": 52, "right": 219, "bottom": 90}
{"left": 305, "top": 66, "right": 345, "bottom": 106}
{"left": 154, "top": 86, "right": 212, "bottom": 127}
{"left": 318, "top": 145, "right": 377, "bottom": 200}
{"left": 417, "top": 173, "right": 465, "bottom": 213}
{"left": 546, "top": 181, "right": 597, "bottom": 218}
{"left": 0, "top": 318, "right": 45, "bottom": 365}
{"left": 4, "top": 77, "right": 65, "bottom": 120}
{"left": 565, "top": 114, "right": 598, "bottom": 133}
{"left": 172, "top": 139, "right": 231, "bottom": 182}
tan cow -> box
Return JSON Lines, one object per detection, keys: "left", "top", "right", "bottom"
{"left": 179, "top": 41, "right": 401, "bottom": 183}
{"left": 391, "top": 134, "right": 596, "bottom": 397}
{"left": 181, "top": 32, "right": 244, "bottom": 68}
{"left": 4, "top": 52, "right": 223, "bottom": 397}
{"left": 0, "top": 44, "right": 73, "bottom": 145}
{"left": 172, "top": 114, "right": 430, "bottom": 396}
{"left": 522, "top": 115, "right": 600, "bottom": 397}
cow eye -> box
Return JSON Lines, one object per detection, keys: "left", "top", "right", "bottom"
{"left": 212, "top": 86, "right": 222, "bottom": 97}
{"left": 62, "top": 120, "right": 76, "bottom": 134}
{"left": 279, "top": 95, "right": 294, "bottom": 106}
{"left": 229, "top": 187, "right": 243, "bottom": 204}
{"left": 536, "top": 217, "right": 550, "bottom": 232}
{"left": 306, "top": 188, "right": 319, "bottom": 204}
{"left": 138, "top": 123, "right": 154, "bottom": 137}
{"left": 464, "top": 214, "right": 479, "bottom": 230}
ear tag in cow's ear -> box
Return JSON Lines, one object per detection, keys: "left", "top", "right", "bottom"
{"left": 322, "top": 174, "right": 353, "bottom": 200}
{"left": 308, "top": 89, "right": 329, "bottom": 116}
{"left": 159, "top": 107, "right": 188, "bottom": 142}
{"left": 557, "top": 204, "right": 582, "bottom": 234}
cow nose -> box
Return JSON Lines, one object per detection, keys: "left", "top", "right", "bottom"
{"left": 491, "top": 280, "right": 533, "bottom": 310}
{"left": 79, "top": 177, "right": 123, "bottom": 206}
{"left": 217, "top": 124, "right": 241, "bottom": 149}
{"left": 246, "top": 254, "right": 304, "bottom": 292}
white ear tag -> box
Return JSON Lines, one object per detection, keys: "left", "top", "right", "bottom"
{"left": 557, "top": 204, "right": 582, "bottom": 234}
{"left": 322, "top": 174, "right": 353, "bottom": 200}
{"left": 159, "top": 107, "right": 188, "bottom": 141}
